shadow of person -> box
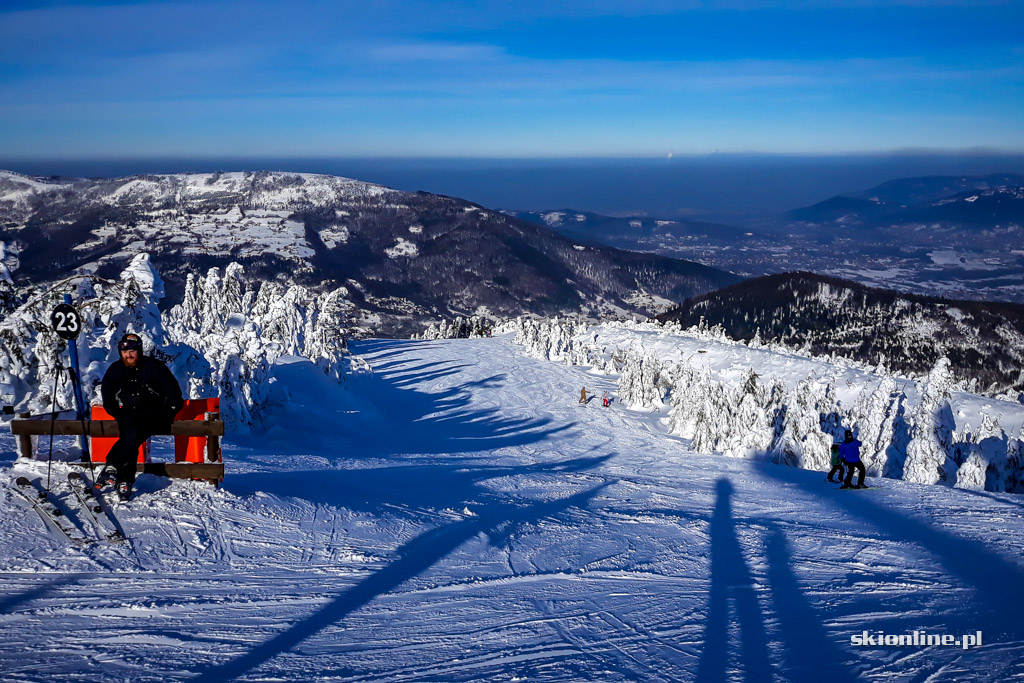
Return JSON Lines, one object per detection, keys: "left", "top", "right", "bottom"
{"left": 754, "top": 462, "right": 1024, "bottom": 646}
{"left": 695, "top": 478, "right": 772, "bottom": 683}
{"left": 762, "top": 523, "right": 854, "bottom": 682}
{"left": 191, "top": 483, "right": 610, "bottom": 683}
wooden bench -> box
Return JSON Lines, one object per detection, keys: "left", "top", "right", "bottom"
{"left": 10, "top": 402, "right": 225, "bottom": 486}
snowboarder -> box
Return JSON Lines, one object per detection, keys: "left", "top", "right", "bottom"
{"left": 839, "top": 429, "right": 867, "bottom": 489}
{"left": 98, "top": 333, "right": 184, "bottom": 501}
{"left": 826, "top": 443, "right": 845, "bottom": 483}
{"left": 579, "top": 387, "right": 590, "bottom": 405}
{"left": 601, "top": 391, "right": 610, "bottom": 407}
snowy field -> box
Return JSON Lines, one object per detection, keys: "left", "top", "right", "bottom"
{"left": 2, "top": 335, "right": 1024, "bottom": 682}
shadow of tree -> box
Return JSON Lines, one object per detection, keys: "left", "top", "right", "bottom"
{"left": 192, "top": 482, "right": 610, "bottom": 683}
{"left": 250, "top": 339, "right": 575, "bottom": 461}
{"left": 227, "top": 455, "right": 613, "bottom": 516}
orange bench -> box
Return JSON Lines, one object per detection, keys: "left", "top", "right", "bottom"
{"left": 89, "top": 398, "right": 221, "bottom": 465}
{"left": 11, "top": 399, "right": 225, "bottom": 486}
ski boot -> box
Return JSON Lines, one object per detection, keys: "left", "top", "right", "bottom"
{"left": 95, "top": 468, "right": 117, "bottom": 490}
{"left": 116, "top": 480, "right": 133, "bottom": 502}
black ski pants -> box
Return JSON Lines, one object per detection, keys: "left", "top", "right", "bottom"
{"left": 827, "top": 462, "right": 845, "bottom": 482}
{"left": 106, "top": 414, "right": 161, "bottom": 484}
{"left": 844, "top": 460, "right": 866, "bottom": 487}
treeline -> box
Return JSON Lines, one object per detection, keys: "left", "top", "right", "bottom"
{"left": 503, "top": 316, "right": 1024, "bottom": 494}
{"left": 658, "top": 271, "right": 1024, "bottom": 400}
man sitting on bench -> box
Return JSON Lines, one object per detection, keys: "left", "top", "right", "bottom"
{"left": 97, "top": 333, "right": 184, "bottom": 501}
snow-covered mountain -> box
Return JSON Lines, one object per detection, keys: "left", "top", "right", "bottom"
{"left": 512, "top": 174, "right": 1024, "bottom": 302}
{"left": 0, "top": 170, "right": 737, "bottom": 336}
{"left": 656, "top": 271, "right": 1024, "bottom": 400}
{"left": 784, "top": 173, "right": 1024, "bottom": 227}
{"left": 2, "top": 326, "right": 1023, "bottom": 681}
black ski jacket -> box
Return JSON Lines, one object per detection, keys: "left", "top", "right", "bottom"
{"left": 101, "top": 355, "right": 184, "bottom": 426}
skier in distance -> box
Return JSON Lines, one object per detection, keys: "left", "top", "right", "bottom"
{"left": 826, "top": 442, "right": 845, "bottom": 483}
{"left": 579, "top": 387, "right": 590, "bottom": 405}
{"left": 98, "top": 333, "right": 184, "bottom": 501}
{"left": 839, "top": 429, "right": 867, "bottom": 489}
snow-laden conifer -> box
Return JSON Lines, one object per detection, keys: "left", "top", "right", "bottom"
{"left": 770, "top": 376, "right": 832, "bottom": 470}
{"left": 904, "top": 357, "right": 958, "bottom": 485}
{"left": 1006, "top": 426, "right": 1024, "bottom": 493}
{"left": 956, "top": 413, "right": 1007, "bottom": 491}
{"left": 617, "top": 349, "right": 664, "bottom": 410}
{"left": 690, "top": 379, "right": 727, "bottom": 454}
{"left": 720, "top": 369, "right": 773, "bottom": 458}
{"left": 852, "top": 376, "right": 901, "bottom": 476}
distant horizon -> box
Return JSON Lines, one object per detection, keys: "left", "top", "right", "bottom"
{"left": 6, "top": 148, "right": 1024, "bottom": 164}
{"left": 4, "top": 152, "right": 1024, "bottom": 220}
{"left": 2, "top": 2, "right": 1022, "bottom": 159}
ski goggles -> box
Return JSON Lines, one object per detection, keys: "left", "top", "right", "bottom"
{"left": 118, "top": 339, "right": 143, "bottom": 351}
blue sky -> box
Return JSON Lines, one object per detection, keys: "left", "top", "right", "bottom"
{"left": 1, "top": 0, "right": 1022, "bottom": 158}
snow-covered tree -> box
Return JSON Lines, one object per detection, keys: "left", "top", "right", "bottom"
{"left": 904, "top": 357, "right": 958, "bottom": 485}
{"left": 770, "top": 376, "right": 831, "bottom": 470}
{"left": 617, "top": 348, "right": 665, "bottom": 410}
{"left": 955, "top": 413, "right": 1007, "bottom": 491}
{"left": 851, "top": 376, "right": 902, "bottom": 476}
{"left": 719, "top": 369, "right": 773, "bottom": 458}
{"left": 666, "top": 361, "right": 702, "bottom": 439}
{"left": 690, "top": 379, "right": 728, "bottom": 454}
{"left": 1006, "top": 426, "right": 1024, "bottom": 493}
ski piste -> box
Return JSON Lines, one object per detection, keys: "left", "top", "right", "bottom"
{"left": 12, "top": 476, "right": 93, "bottom": 547}
{"left": 67, "top": 472, "right": 127, "bottom": 543}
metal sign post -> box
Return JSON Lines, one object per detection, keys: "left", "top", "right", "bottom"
{"left": 50, "top": 296, "right": 88, "bottom": 458}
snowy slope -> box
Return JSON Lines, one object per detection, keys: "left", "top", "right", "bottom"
{"left": 1, "top": 336, "right": 1023, "bottom": 681}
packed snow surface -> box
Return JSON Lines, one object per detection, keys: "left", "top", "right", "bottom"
{"left": 2, "top": 336, "right": 1023, "bottom": 681}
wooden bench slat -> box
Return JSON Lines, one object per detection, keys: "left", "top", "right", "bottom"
{"left": 11, "top": 419, "right": 225, "bottom": 437}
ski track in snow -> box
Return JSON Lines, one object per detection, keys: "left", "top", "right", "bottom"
{"left": 1, "top": 335, "right": 1024, "bottom": 681}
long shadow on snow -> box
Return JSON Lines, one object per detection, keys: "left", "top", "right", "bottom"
{"left": 957, "top": 486, "right": 1024, "bottom": 512}
{"left": 754, "top": 463, "right": 1024, "bottom": 645}
{"left": 761, "top": 521, "right": 855, "bottom": 683}
{"left": 248, "top": 345, "right": 571, "bottom": 460}
{"left": 695, "top": 479, "right": 772, "bottom": 683}
{"left": 0, "top": 574, "right": 80, "bottom": 615}
{"left": 696, "top": 479, "right": 855, "bottom": 683}
{"left": 228, "top": 454, "right": 613, "bottom": 515}
{"left": 338, "top": 347, "right": 574, "bottom": 459}
{"left": 192, "top": 482, "right": 611, "bottom": 683}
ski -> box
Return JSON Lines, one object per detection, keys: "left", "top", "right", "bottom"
{"left": 67, "top": 472, "right": 127, "bottom": 543}
{"left": 12, "top": 477, "right": 93, "bottom": 547}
